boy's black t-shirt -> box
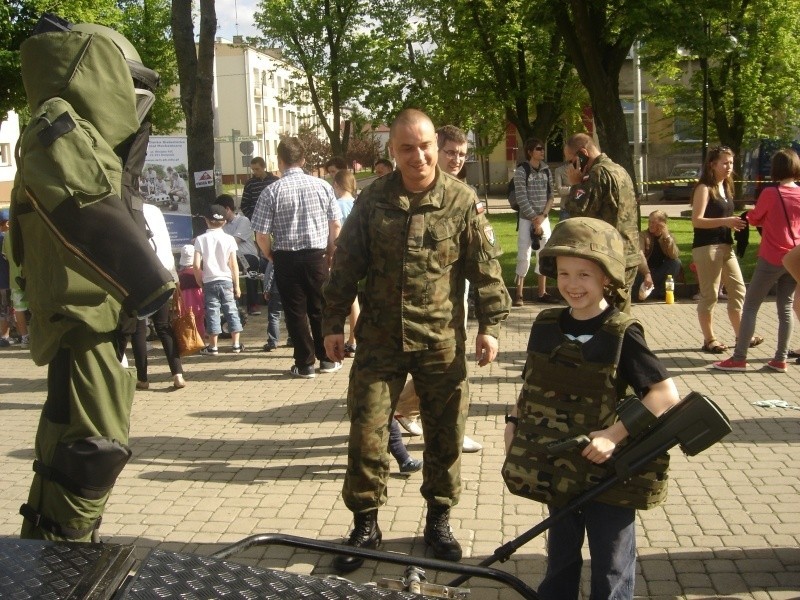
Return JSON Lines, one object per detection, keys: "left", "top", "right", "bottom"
{"left": 526, "top": 305, "right": 669, "bottom": 398}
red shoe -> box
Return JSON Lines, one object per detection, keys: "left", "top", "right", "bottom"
{"left": 712, "top": 358, "right": 747, "bottom": 371}
{"left": 766, "top": 360, "right": 787, "bottom": 373}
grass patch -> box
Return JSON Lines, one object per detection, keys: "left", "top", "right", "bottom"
{"left": 487, "top": 212, "right": 760, "bottom": 289}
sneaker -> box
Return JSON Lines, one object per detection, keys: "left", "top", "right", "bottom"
{"left": 262, "top": 342, "right": 277, "bottom": 352}
{"left": 399, "top": 458, "right": 423, "bottom": 474}
{"left": 766, "top": 360, "right": 787, "bottom": 373}
{"left": 286, "top": 337, "right": 294, "bottom": 348}
{"left": 173, "top": 374, "right": 186, "bottom": 389}
{"left": 0, "top": 337, "right": 12, "bottom": 347}
{"left": 136, "top": 380, "right": 149, "bottom": 390}
{"left": 290, "top": 364, "right": 316, "bottom": 379}
{"left": 200, "top": 346, "right": 219, "bottom": 355}
{"left": 319, "top": 360, "right": 342, "bottom": 373}
{"left": 462, "top": 435, "right": 482, "bottom": 453}
{"left": 231, "top": 344, "right": 244, "bottom": 353}
{"left": 248, "top": 305, "right": 261, "bottom": 316}
{"left": 344, "top": 343, "right": 357, "bottom": 357}
{"left": 537, "top": 292, "right": 561, "bottom": 304}
{"left": 19, "top": 336, "right": 29, "bottom": 349}
{"left": 712, "top": 358, "right": 747, "bottom": 371}
{"left": 395, "top": 415, "right": 423, "bottom": 436}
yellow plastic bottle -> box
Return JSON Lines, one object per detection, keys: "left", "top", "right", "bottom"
{"left": 664, "top": 274, "right": 675, "bottom": 305}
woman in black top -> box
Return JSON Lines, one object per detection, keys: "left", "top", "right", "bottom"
{"left": 690, "top": 146, "right": 748, "bottom": 354}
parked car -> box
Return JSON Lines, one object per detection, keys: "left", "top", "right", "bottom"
{"left": 742, "top": 139, "right": 800, "bottom": 202}
{"left": 661, "top": 164, "right": 700, "bottom": 202}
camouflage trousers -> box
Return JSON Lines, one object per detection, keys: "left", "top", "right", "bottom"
{"left": 21, "top": 327, "right": 134, "bottom": 541}
{"left": 342, "top": 341, "right": 468, "bottom": 513}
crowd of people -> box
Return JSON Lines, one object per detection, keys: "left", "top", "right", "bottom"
{"left": 6, "top": 88, "right": 800, "bottom": 598}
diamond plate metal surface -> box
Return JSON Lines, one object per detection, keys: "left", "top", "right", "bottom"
{"left": 121, "top": 549, "right": 429, "bottom": 599}
{"left": 0, "top": 538, "right": 135, "bottom": 600}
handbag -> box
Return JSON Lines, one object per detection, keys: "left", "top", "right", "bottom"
{"left": 776, "top": 187, "right": 799, "bottom": 247}
{"left": 170, "top": 287, "right": 205, "bottom": 357}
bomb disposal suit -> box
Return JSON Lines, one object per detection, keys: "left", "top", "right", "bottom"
{"left": 502, "top": 218, "right": 669, "bottom": 510}
{"left": 11, "top": 16, "right": 174, "bottom": 541}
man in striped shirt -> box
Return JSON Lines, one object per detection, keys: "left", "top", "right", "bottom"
{"left": 240, "top": 157, "right": 278, "bottom": 221}
{"left": 252, "top": 138, "right": 342, "bottom": 378}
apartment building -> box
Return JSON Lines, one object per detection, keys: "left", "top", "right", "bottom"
{"left": 213, "top": 39, "right": 322, "bottom": 183}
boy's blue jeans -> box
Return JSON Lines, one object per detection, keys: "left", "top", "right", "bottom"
{"left": 538, "top": 501, "right": 636, "bottom": 600}
{"left": 266, "top": 285, "right": 283, "bottom": 347}
{"left": 203, "top": 280, "right": 242, "bottom": 336}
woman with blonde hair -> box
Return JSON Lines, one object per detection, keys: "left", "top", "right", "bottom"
{"left": 332, "top": 169, "right": 359, "bottom": 356}
{"left": 690, "top": 146, "right": 752, "bottom": 354}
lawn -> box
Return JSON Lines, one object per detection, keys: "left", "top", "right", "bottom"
{"left": 487, "top": 211, "right": 760, "bottom": 289}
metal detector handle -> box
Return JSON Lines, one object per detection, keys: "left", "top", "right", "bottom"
{"left": 612, "top": 391, "right": 731, "bottom": 480}
{"left": 546, "top": 435, "right": 591, "bottom": 456}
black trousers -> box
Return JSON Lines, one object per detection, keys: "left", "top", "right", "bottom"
{"left": 272, "top": 249, "right": 328, "bottom": 367}
{"left": 117, "top": 301, "right": 183, "bottom": 380}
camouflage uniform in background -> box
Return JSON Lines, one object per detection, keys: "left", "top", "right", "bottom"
{"left": 322, "top": 168, "right": 510, "bottom": 513}
{"left": 563, "top": 153, "right": 641, "bottom": 312}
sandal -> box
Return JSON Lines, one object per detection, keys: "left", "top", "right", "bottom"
{"left": 749, "top": 336, "right": 764, "bottom": 348}
{"left": 702, "top": 339, "right": 728, "bottom": 354}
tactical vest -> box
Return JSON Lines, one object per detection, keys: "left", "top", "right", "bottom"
{"left": 502, "top": 308, "right": 669, "bottom": 510}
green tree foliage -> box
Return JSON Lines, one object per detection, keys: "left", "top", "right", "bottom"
{"left": 548, "top": 0, "right": 653, "bottom": 181}
{"left": 1, "top": 0, "right": 121, "bottom": 120}
{"left": 0, "top": 0, "right": 37, "bottom": 119}
{"left": 641, "top": 0, "right": 800, "bottom": 171}
{"left": 399, "top": 0, "right": 582, "bottom": 155}
{"left": 254, "top": 0, "right": 413, "bottom": 157}
{"left": 119, "top": 0, "right": 183, "bottom": 134}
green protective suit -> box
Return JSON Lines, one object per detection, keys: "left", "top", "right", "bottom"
{"left": 11, "top": 27, "right": 175, "bottom": 541}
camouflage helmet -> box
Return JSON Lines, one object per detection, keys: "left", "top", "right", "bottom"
{"left": 539, "top": 217, "right": 626, "bottom": 289}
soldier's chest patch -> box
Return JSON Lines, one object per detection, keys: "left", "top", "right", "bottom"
{"left": 574, "top": 188, "right": 586, "bottom": 201}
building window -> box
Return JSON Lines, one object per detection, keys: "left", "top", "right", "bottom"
{"left": 621, "top": 99, "right": 648, "bottom": 144}
{"left": 0, "top": 143, "right": 10, "bottom": 166}
{"left": 673, "top": 117, "right": 700, "bottom": 143}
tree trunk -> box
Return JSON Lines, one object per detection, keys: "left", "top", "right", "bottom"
{"left": 172, "top": 0, "right": 217, "bottom": 228}
{"left": 551, "top": 0, "right": 637, "bottom": 187}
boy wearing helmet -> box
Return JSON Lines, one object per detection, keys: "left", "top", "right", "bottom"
{"left": 502, "top": 217, "right": 681, "bottom": 599}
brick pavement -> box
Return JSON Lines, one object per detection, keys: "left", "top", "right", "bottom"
{"left": 0, "top": 299, "right": 799, "bottom": 599}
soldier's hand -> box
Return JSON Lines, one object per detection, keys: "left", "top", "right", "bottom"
{"left": 475, "top": 333, "right": 498, "bottom": 367}
{"left": 324, "top": 334, "right": 345, "bottom": 362}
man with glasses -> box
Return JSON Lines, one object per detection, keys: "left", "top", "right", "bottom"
{"left": 512, "top": 138, "right": 558, "bottom": 306}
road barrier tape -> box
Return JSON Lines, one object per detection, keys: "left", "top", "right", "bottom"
{"left": 483, "top": 178, "right": 762, "bottom": 186}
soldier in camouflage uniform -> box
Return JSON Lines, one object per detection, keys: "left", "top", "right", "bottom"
{"left": 562, "top": 133, "right": 641, "bottom": 313}
{"left": 502, "top": 217, "right": 681, "bottom": 600}
{"left": 322, "top": 109, "right": 510, "bottom": 573}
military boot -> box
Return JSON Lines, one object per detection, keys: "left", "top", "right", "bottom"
{"left": 332, "top": 510, "right": 382, "bottom": 573}
{"left": 423, "top": 505, "right": 462, "bottom": 561}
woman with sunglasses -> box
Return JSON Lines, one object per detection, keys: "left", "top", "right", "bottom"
{"left": 690, "top": 146, "right": 751, "bottom": 354}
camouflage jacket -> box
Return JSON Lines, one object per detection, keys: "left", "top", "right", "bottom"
{"left": 564, "top": 154, "right": 641, "bottom": 268}
{"left": 502, "top": 308, "right": 669, "bottom": 510}
{"left": 322, "top": 168, "right": 511, "bottom": 351}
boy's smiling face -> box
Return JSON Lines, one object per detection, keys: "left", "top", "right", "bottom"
{"left": 556, "top": 255, "right": 610, "bottom": 319}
